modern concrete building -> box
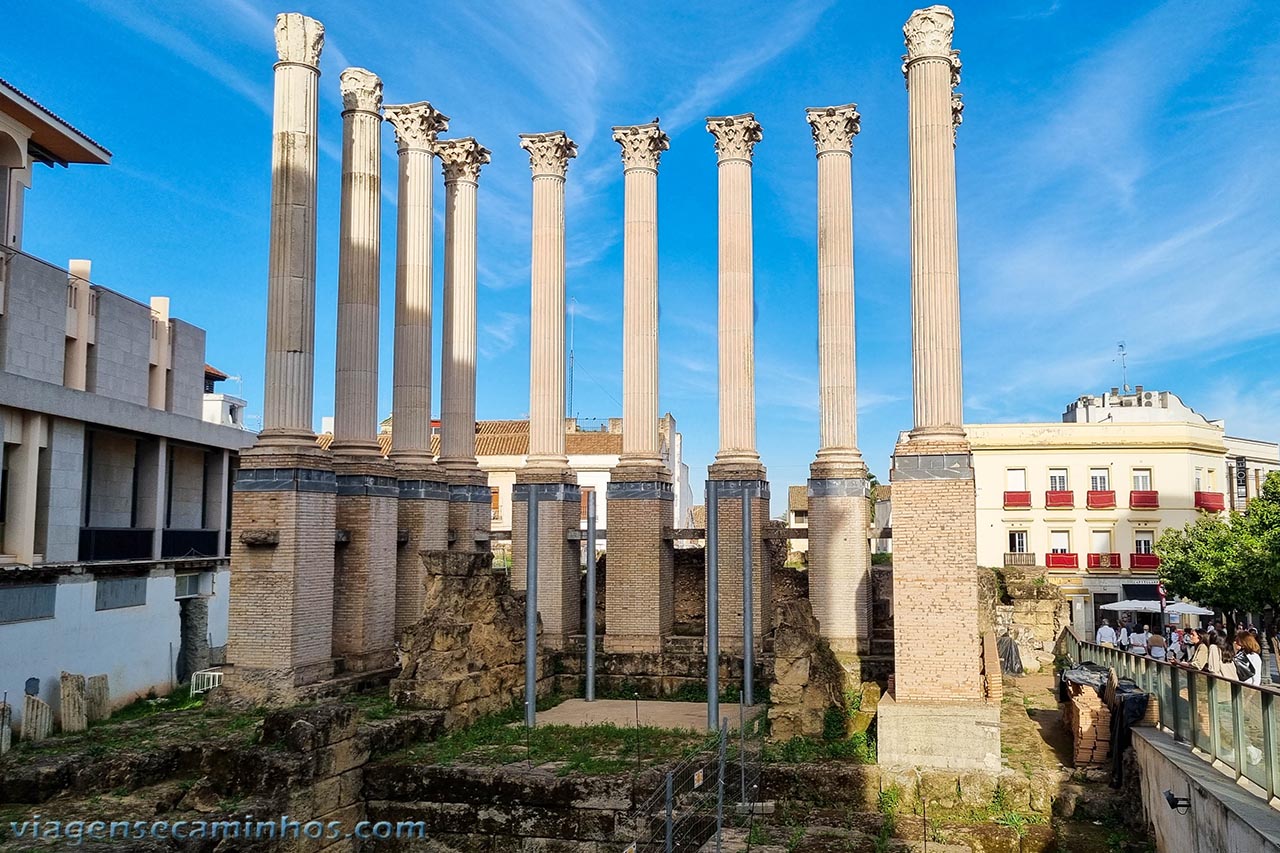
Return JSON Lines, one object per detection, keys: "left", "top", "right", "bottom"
{"left": 968, "top": 387, "right": 1279, "bottom": 636}
{"left": 0, "top": 79, "right": 254, "bottom": 728}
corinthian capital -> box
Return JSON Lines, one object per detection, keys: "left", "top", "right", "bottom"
{"left": 274, "top": 13, "right": 324, "bottom": 68}
{"left": 385, "top": 102, "right": 450, "bottom": 152}
{"left": 904, "top": 5, "right": 955, "bottom": 59}
{"left": 951, "top": 92, "right": 964, "bottom": 145}
{"left": 706, "top": 113, "right": 763, "bottom": 162}
{"left": 437, "top": 138, "right": 491, "bottom": 183}
{"left": 612, "top": 121, "right": 670, "bottom": 171}
{"left": 805, "top": 104, "right": 861, "bottom": 154}
{"left": 340, "top": 68, "right": 383, "bottom": 113}
{"left": 519, "top": 131, "right": 578, "bottom": 177}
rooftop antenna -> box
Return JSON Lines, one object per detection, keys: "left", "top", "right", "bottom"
{"left": 1116, "top": 341, "right": 1129, "bottom": 393}
{"left": 568, "top": 297, "right": 576, "bottom": 420}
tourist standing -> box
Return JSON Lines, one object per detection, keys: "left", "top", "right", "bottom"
{"left": 1148, "top": 629, "right": 1167, "bottom": 661}
{"left": 1129, "top": 624, "right": 1150, "bottom": 656}
{"left": 1096, "top": 619, "right": 1117, "bottom": 647}
{"left": 1184, "top": 629, "right": 1210, "bottom": 670}
{"left": 1117, "top": 617, "right": 1131, "bottom": 650}
{"left": 1233, "top": 630, "right": 1263, "bottom": 686}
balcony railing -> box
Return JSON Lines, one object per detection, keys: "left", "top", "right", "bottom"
{"left": 1045, "top": 490, "right": 1075, "bottom": 509}
{"left": 1130, "top": 490, "right": 1160, "bottom": 509}
{"left": 1130, "top": 552, "right": 1161, "bottom": 572}
{"left": 1195, "top": 491, "right": 1226, "bottom": 512}
{"left": 1086, "top": 489, "right": 1116, "bottom": 509}
{"left": 1086, "top": 552, "right": 1123, "bottom": 570}
{"left": 1045, "top": 552, "right": 1078, "bottom": 569}
{"left": 79, "top": 528, "right": 153, "bottom": 561}
{"left": 1003, "top": 490, "right": 1032, "bottom": 509}
{"left": 1058, "top": 627, "right": 1279, "bottom": 807}
{"left": 1004, "top": 552, "right": 1037, "bottom": 567}
{"left": 161, "top": 529, "right": 220, "bottom": 558}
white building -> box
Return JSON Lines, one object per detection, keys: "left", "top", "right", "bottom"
{"left": 965, "top": 387, "right": 1279, "bottom": 636}
{"left": 0, "top": 79, "right": 254, "bottom": 728}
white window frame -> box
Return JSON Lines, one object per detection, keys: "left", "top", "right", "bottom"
{"left": 1008, "top": 530, "right": 1028, "bottom": 554}
{"left": 1090, "top": 468, "right": 1110, "bottom": 491}
{"left": 1134, "top": 531, "right": 1155, "bottom": 555}
{"left": 1132, "top": 468, "right": 1152, "bottom": 491}
{"left": 1049, "top": 468, "right": 1069, "bottom": 492}
{"left": 1090, "top": 529, "right": 1113, "bottom": 554}
{"left": 1006, "top": 468, "right": 1027, "bottom": 491}
{"left": 1050, "top": 530, "right": 1071, "bottom": 554}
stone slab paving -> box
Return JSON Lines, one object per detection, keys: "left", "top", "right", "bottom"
{"left": 535, "top": 699, "right": 763, "bottom": 731}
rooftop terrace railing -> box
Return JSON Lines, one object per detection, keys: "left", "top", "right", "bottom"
{"left": 1060, "top": 627, "right": 1279, "bottom": 810}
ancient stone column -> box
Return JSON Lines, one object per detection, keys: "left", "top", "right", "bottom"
{"left": 20, "top": 695, "right": 51, "bottom": 743}
{"left": 512, "top": 131, "right": 581, "bottom": 650}
{"left": 260, "top": 13, "right": 323, "bottom": 444}
{"left": 385, "top": 101, "right": 451, "bottom": 630}
{"left": 226, "top": 13, "right": 338, "bottom": 704}
{"left": 805, "top": 104, "right": 872, "bottom": 659}
{"left": 705, "top": 114, "right": 770, "bottom": 652}
{"left": 436, "top": 138, "right": 493, "bottom": 551}
{"left": 329, "top": 67, "right": 397, "bottom": 673}
{"left": 605, "top": 121, "right": 675, "bottom": 653}
{"left": 879, "top": 5, "right": 999, "bottom": 773}
{"left": 59, "top": 672, "right": 87, "bottom": 733}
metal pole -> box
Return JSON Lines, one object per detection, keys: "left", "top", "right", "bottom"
{"left": 742, "top": 490, "right": 754, "bottom": 708}
{"left": 739, "top": 700, "right": 746, "bottom": 805}
{"left": 586, "top": 489, "right": 597, "bottom": 702}
{"left": 664, "top": 770, "right": 674, "bottom": 853}
{"left": 716, "top": 716, "right": 728, "bottom": 852}
{"left": 525, "top": 488, "right": 540, "bottom": 729}
{"left": 706, "top": 479, "right": 720, "bottom": 731}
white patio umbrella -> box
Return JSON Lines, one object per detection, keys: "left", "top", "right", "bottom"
{"left": 1099, "top": 599, "right": 1164, "bottom": 613}
{"left": 1165, "top": 601, "right": 1215, "bottom": 616}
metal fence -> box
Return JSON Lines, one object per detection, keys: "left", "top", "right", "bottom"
{"left": 1060, "top": 628, "right": 1280, "bottom": 807}
{"left": 620, "top": 703, "right": 767, "bottom": 852}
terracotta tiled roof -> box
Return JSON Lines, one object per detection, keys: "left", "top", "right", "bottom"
{"left": 875, "top": 483, "right": 891, "bottom": 501}
{"left": 788, "top": 485, "right": 808, "bottom": 512}
{"left": 690, "top": 505, "right": 706, "bottom": 527}
{"left": 204, "top": 364, "right": 229, "bottom": 381}
{"left": 567, "top": 432, "right": 622, "bottom": 455}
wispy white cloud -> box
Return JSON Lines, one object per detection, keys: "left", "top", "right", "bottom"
{"left": 479, "top": 311, "right": 525, "bottom": 359}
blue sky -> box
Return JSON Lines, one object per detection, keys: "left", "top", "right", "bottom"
{"left": 6, "top": 0, "right": 1279, "bottom": 515}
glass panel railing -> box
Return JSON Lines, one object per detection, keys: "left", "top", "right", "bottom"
{"left": 1213, "top": 679, "right": 1235, "bottom": 766}
{"left": 1240, "top": 687, "right": 1267, "bottom": 789}
{"left": 1172, "top": 666, "right": 1191, "bottom": 743}
{"left": 1158, "top": 666, "right": 1174, "bottom": 732}
{"left": 1192, "top": 671, "right": 1211, "bottom": 752}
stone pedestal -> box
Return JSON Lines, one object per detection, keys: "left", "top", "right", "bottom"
{"left": 604, "top": 470, "right": 674, "bottom": 653}
{"left": 876, "top": 693, "right": 1000, "bottom": 772}
{"left": 447, "top": 473, "right": 493, "bottom": 553}
{"left": 394, "top": 468, "right": 450, "bottom": 632}
{"left": 332, "top": 456, "right": 398, "bottom": 672}
{"left": 225, "top": 444, "right": 338, "bottom": 703}
{"left": 807, "top": 471, "right": 872, "bottom": 656}
{"left": 86, "top": 674, "right": 109, "bottom": 723}
{"left": 707, "top": 465, "right": 771, "bottom": 652}
{"left": 0, "top": 702, "right": 11, "bottom": 754}
{"left": 59, "top": 672, "right": 87, "bottom": 733}
{"left": 511, "top": 478, "right": 581, "bottom": 650}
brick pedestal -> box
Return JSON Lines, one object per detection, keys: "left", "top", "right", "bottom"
{"left": 806, "top": 470, "right": 872, "bottom": 656}
{"left": 393, "top": 463, "right": 450, "bottom": 633}
{"left": 332, "top": 455, "right": 398, "bottom": 673}
{"left": 878, "top": 437, "right": 1000, "bottom": 770}
{"left": 707, "top": 464, "right": 771, "bottom": 653}
{"left": 446, "top": 469, "right": 492, "bottom": 553}
{"left": 512, "top": 477, "right": 581, "bottom": 650}
{"left": 604, "top": 470, "right": 674, "bottom": 653}
{"left": 225, "top": 443, "right": 338, "bottom": 704}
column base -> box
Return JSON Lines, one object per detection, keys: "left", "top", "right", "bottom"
{"left": 394, "top": 470, "right": 450, "bottom": 633}
{"left": 217, "top": 659, "right": 340, "bottom": 708}
{"left": 512, "top": 478, "right": 581, "bottom": 650}
{"left": 604, "top": 474, "right": 674, "bottom": 654}
{"left": 806, "top": 472, "right": 872, "bottom": 654}
{"left": 225, "top": 442, "right": 336, "bottom": 700}
{"left": 332, "top": 454, "right": 399, "bottom": 673}
{"left": 705, "top": 476, "right": 771, "bottom": 652}
{"left": 876, "top": 694, "right": 1001, "bottom": 772}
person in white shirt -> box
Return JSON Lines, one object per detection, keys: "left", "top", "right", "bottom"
{"left": 1117, "top": 621, "right": 1131, "bottom": 650}
{"left": 1148, "top": 629, "right": 1167, "bottom": 660}
{"left": 1096, "top": 619, "right": 1117, "bottom": 647}
{"left": 1129, "top": 625, "right": 1150, "bottom": 656}
{"left": 1233, "top": 630, "right": 1263, "bottom": 686}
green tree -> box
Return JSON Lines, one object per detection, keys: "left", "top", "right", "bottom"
{"left": 1157, "top": 471, "right": 1280, "bottom": 615}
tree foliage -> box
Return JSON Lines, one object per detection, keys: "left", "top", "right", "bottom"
{"left": 1157, "top": 471, "right": 1280, "bottom": 614}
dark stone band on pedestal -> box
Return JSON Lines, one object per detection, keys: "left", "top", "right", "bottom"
{"left": 335, "top": 474, "right": 400, "bottom": 497}
{"left": 705, "top": 479, "right": 770, "bottom": 500}
{"left": 808, "top": 477, "right": 871, "bottom": 498}
{"left": 398, "top": 480, "right": 451, "bottom": 500}
{"left": 512, "top": 483, "right": 582, "bottom": 503}
{"left": 449, "top": 484, "right": 493, "bottom": 503}
{"left": 606, "top": 481, "right": 674, "bottom": 501}
{"left": 892, "top": 453, "right": 973, "bottom": 480}
{"left": 235, "top": 467, "right": 336, "bottom": 493}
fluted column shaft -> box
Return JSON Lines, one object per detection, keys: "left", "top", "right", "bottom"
{"left": 386, "top": 103, "right": 449, "bottom": 464}
{"left": 808, "top": 105, "right": 864, "bottom": 467}
{"left": 520, "top": 132, "right": 577, "bottom": 472}
{"left": 621, "top": 166, "right": 660, "bottom": 462}
{"left": 706, "top": 115, "right": 762, "bottom": 468}
{"left": 907, "top": 47, "right": 964, "bottom": 436}
{"left": 261, "top": 15, "right": 323, "bottom": 441}
{"left": 437, "top": 139, "right": 489, "bottom": 473}
{"left": 332, "top": 69, "right": 383, "bottom": 454}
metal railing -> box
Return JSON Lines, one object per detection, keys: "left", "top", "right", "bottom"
{"left": 1060, "top": 627, "right": 1279, "bottom": 808}
{"left": 620, "top": 703, "right": 766, "bottom": 852}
